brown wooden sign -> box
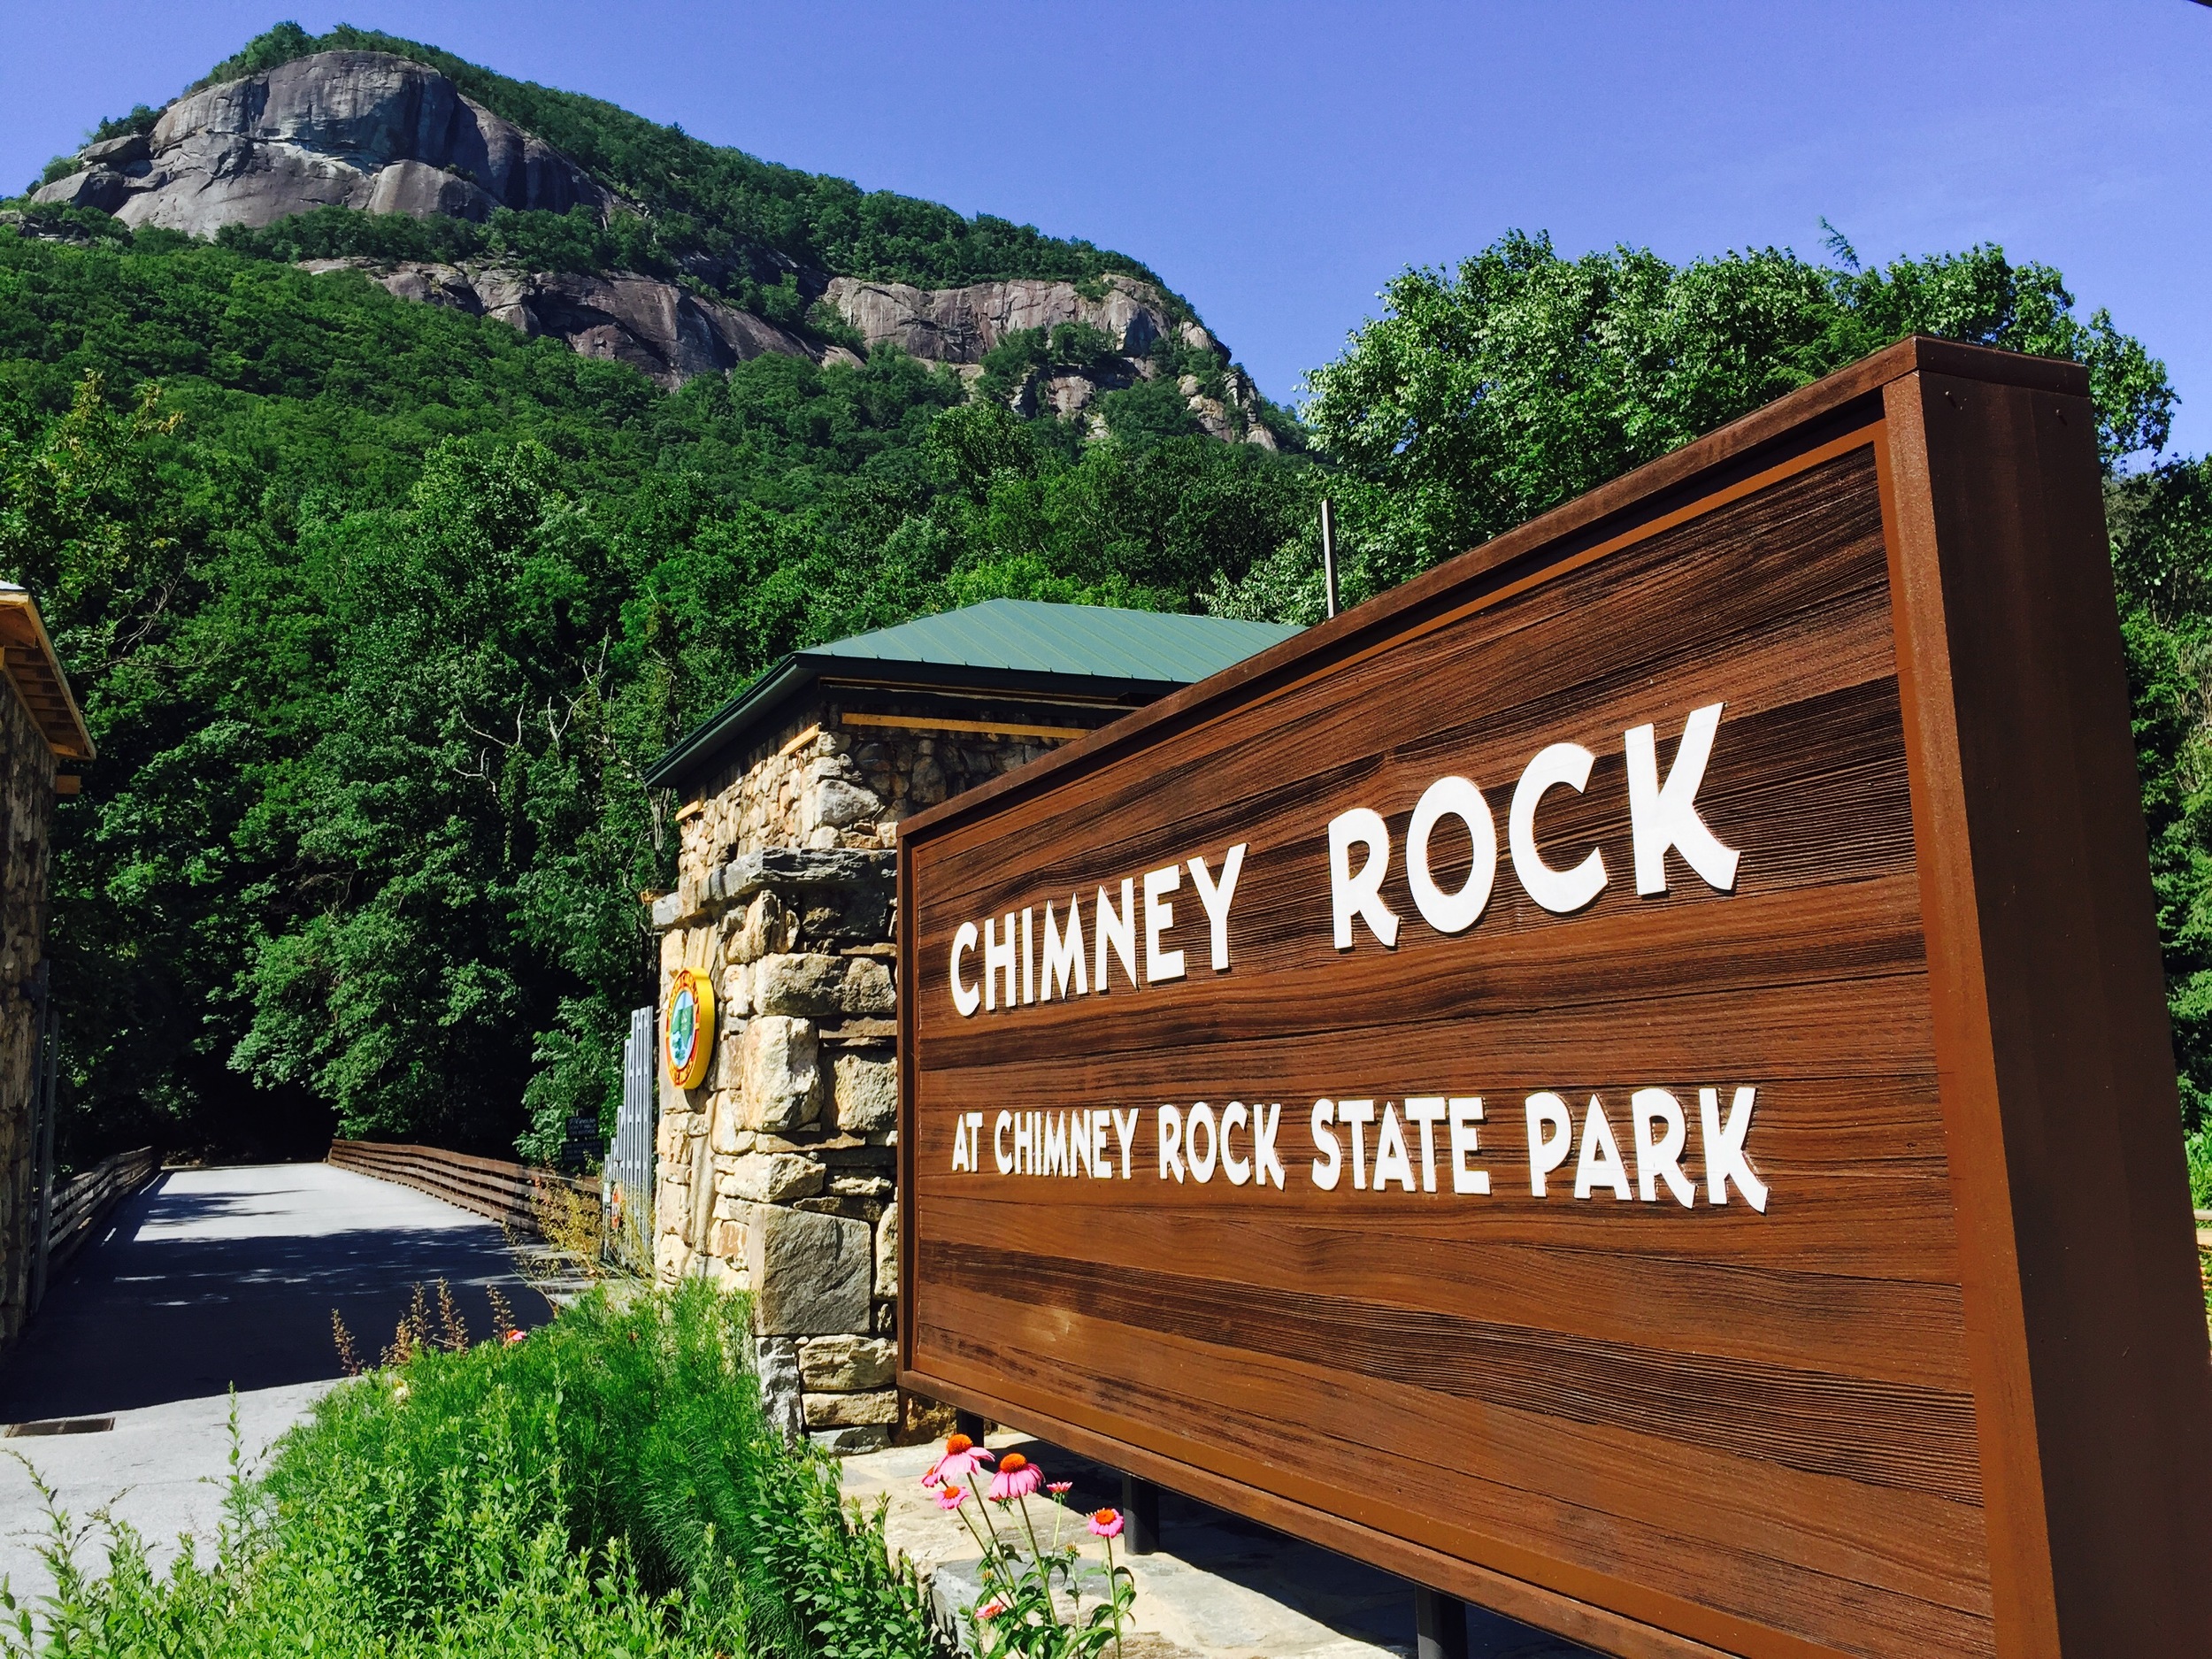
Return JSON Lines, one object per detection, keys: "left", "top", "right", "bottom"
{"left": 896, "top": 338, "right": 2212, "bottom": 1657}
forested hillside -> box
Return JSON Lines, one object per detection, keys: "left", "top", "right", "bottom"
{"left": 4, "top": 30, "right": 2207, "bottom": 1200}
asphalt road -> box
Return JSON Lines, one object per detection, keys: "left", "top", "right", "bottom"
{"left": 0, "top": 1163, "right": 546, "bottom": 1601}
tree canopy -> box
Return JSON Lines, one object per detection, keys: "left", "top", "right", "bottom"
{"left": 5, "top": 111, "right": 2205, "bottom": 1195}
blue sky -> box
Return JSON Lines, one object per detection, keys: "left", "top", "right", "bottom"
{"left": 4, "top": 2, "right": 2206, "bottom": 455}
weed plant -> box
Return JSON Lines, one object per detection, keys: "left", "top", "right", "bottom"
{"left": 0, "top": 1282, "right": 936, "bottom": 1657}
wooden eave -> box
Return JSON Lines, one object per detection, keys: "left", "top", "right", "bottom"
{"left": 0, "top": 593, "right": 95, "bottom": 763}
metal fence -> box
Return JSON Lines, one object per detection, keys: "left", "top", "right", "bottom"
{"left": 603, "top": 1005, "right": 657, "bottom": 1270}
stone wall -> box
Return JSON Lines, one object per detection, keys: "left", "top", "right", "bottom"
{"left": 675, "top": 699, "right": 1062, "bottom": 887}
{"left": 0, "top": 673, "right": 54, "bottom": 1350}
{"left": 652, "top": 705, "right": 1072, "bottom": 1451}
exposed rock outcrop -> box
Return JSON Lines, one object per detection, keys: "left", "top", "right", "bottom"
{"left": 26, "top": 47, "right": 1279, "bottom": 437}
{"left": 299, "top": 258, "right": 811, "bottom": 389}
{"left": 821, "top": 274, "right": 1276, "bottom": 446}
{"left": 35, "top": 50, "right": 608, "bottom": 236}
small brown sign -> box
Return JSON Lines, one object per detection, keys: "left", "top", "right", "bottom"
{"left": 897, "top": 339, "right": 2212, "bottom": 1657}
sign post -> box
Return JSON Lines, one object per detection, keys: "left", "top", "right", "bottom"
{"left": 898, "top": 338, "right": 2212, "bottom": 1657}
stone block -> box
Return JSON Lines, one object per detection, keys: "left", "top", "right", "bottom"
{"left": 746, "top": 1205, "right": 873, "bottom": 1335}
{"left": 655, "top": 1233, "right": 689, "bottom": 1286}
{"left": 874, "top": 1200, "right": 899, "bottom": 1301}
{"left": 739, "top": 1016, "right": 821, "bottom": 1131}
{"left": 838, "top": 958, "right": 895, "bottom": 1017}
{"left": 718, "top": 962, "right": 753, "bottom": 1022}
{"left": 803, "top": 1388, "right": 898, "bottom": 1428}
{"left": 753, "top": 1338, "right": 805, "bottom": 1441}
{"left": 724, "top": 1152, "right": 826, "bottom": 1204}
{"left": 810, "top": 1425, "right": 890, "bottom": 1455}
{"left": 710, "top": 1087, "right": 752, "bottom": 1154}
{"left": 798, "top": 1334, "right": 895, "bottom": 1391}
{"left": 829, "top": 1172, "right": 893, "bottom": 1200}
{"left": 754, "top": 953, "right": 847, "bottom": 1017}
{"left": 659, "top": 1177, "right": 692, "bottom": 1238}
{"left": 897, "top": 1391, "right": 958, "bottom": 1447}
{"left": 708, "top": 1217, "right": 745, "bottom": 1258}
{"left": 832, "top": 1054, "right": 897, "bottom": 1133}
{"left": 726, "top": 891, "right": 795, "bottom": 964}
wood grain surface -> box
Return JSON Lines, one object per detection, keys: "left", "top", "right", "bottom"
{"left": 899, "top": 342, "right": 2212, "bottom": 1658}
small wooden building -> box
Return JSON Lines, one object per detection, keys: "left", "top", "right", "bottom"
{"left": 641, "top": 598, "right": 1295, "bottom": 1448}
{"left": 0, "top": 584, "right": 94, "bottom": 1348}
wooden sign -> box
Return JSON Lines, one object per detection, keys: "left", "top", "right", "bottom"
{"left": 895, "top": 338, "right": 2212, "bottom": 1657}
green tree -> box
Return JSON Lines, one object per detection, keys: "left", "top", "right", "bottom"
{"left": 1297, "top": 231, "right": 2172, "bottom": 597}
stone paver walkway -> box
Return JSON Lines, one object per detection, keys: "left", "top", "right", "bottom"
{"left": 843, "top": 1432, "right": 1591, "bottom": 1658}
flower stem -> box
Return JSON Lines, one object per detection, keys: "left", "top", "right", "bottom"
{"left": 1017, "top": 1493, "right": 1061, "bottom": 1630}
{"left": 1107, "top": 1534, "right": 1125, "bottom": 1659}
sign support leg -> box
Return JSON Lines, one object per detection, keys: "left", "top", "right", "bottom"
{"left": 1119, "top": 1473, "right": 1160, "bottom": 1555}
{"left": 954, "top": 1409, "right": 987, "bottom": 1442}
{"left": 1413, "top": 1585, "right": 1468, "bottom": 1659}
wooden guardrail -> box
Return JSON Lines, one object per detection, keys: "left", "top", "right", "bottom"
{"left": 328, "top": 1140, "right": 594, "bottom": 1235}
{"left": 46, "top": 1147, "right": 158, "bottom": 1272}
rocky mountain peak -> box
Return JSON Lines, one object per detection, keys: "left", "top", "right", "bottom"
{"left": 25, "top": 45, "right": 1280, "bottom": 442}
{"left": 35, "top": 50, "right": 608, "bottom": 234}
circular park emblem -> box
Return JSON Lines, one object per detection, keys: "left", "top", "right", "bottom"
{"left": 664, "top": 966, "right": 715, "bottom": 1090}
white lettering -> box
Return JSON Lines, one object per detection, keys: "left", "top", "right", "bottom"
{"left": 984, "top": 913, "right": 1018, "bottom": 1011}
{"left": 1096, "top": 879, "right": 1139, "bottom": 992}
{"left": 1254, "top": 1102, "right": 1285, "bottom": 1189}
{"left": 1328, "top": 808, "right": 1401, "bottom": 949}
{"left": 1339, "top": 1098, "right": 1376, "bottom": 1190}
{"left": 1699, "top": 1086, "right": 1768, "bottom": 1211}
{"left": 951, "top": 1119, "right": 971, "bottom": 1171}
{"left": 1158, "top": 1104, "right": 1185, "bottom": 1182}
{"left": 1406, "top": 777, "right": 1499, "bottom": 934}
{"left": 950, "top": 921, "right": 981, "bottom": 1017}
{"left": 1448, "top": 1097, "right": 1489, "bottom": 1194}
{"left": 1144, "top": 865, "right": 1186, "bottom": 983}
{"left": 1310, "top": 1099, "right": 1341, "bottom": 1190}
{"left": 1092, "top": 1109, "right": 1111, "bottom": 1178}
{"left": 1044, "top": 1111, "right": 1068, "bottom": 1177}
{"left": 1525, "top": 1093, "right": 1572, "bottom": 1195}
{"left": 1186, "top": 1102, "right": 1218, "bottom": 1182}
{"left": 1187, "top": 844, "right": 1248, "bottom": 972}
{"left": 1112, "top": 1107, "right": 1139, "bottom": 1179}
{"left": 1014, "top": 1110, "right": 1034, "bottom": 1173}
{"left": 1403, "top": 1096, "right": 1447, "bottom": 1191}
{"left": 995, "top": 1110, "right": 1014, "bottom": 1174}
{"left": 1372, "top": 1103, "right": 1416, "bottom": 1193}
{"left": 1573, "top": 1096, "right": 1632, "bottom": 1200}
{"left": 1041, "top": 897, "right": 1087, "bottom": 1000}
{"left": 1509, "top": 743, "right": 1608, "bottom": 914}
{"left": 1020, "top": 907, "right": 1034, "bottom": 1004}
{"left": 1631, "top": 1087, "right": 1695, "bottom": 1205}
{"left": 1625, "top": 703, "right": 1740, "bottom": 896}
{"left": 1221, "top": 1101, "right": 1251, "bottom": 1186}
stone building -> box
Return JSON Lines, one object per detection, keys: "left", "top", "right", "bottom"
{"left": 642, "top": 598, "right": 1296, "bottom": 1449}
{"left": 0, "top": 585, "right": 94, "bottom": 1349}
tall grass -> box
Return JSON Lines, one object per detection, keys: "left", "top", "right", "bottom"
{"left": 0, "top": 1282, "right": 937, "bottom": 1657}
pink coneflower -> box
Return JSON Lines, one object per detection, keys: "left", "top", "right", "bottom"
{"left": 503, "top": 1328, "right": 526, "bottom": 1346}
{"left": 1047, "top": 1479, "right": 1072, "bottom": 1494}
{"left": 988, "top": 1450, "right": 1042, "bottom": 1502}
{"left": 1087, "top": 1508, "right": 1124, "bottom": 1539}
{"left": 975, "top": 1597, "right": 1007, "bottom": 1621}
{"left": 923, "top": 1433, "right": 994, "bottom": 1487}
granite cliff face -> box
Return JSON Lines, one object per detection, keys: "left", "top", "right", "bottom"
{"left": 29, "top": 50, "right": 1277, "bottom": 438}
{"left": 35, "top": 51, "right": 609, "bottom": 234}
{"left": 296, "top": 257, "right": 814, "bottom": 389}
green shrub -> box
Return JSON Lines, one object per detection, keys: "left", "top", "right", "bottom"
{"left": 0, "top": 1284, "right": 936, "bottom": 1657}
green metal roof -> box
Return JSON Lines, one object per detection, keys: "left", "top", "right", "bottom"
{"left": 806, "top": 599, "right": 1298, "bottom": 680}
{"left": 646, "top": 599, "right": 1300, "bottom": 790}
